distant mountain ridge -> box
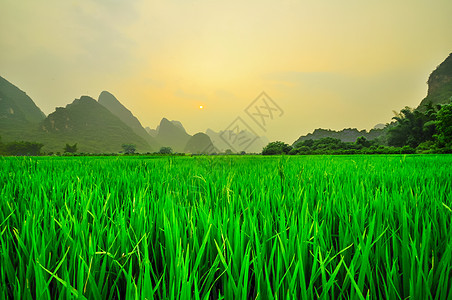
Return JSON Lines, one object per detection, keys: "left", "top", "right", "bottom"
{"left": 205, "top": 128, "right": 268, "bottom": 153}
{"left": 145, "top": 126, "right": 158, "bottom": 137}
{"left": 185, "top": 133, "right": 215, "bottom": 154}
{"left": 292, "top": 128, "right": 385, "bottom": 145}
{"left": 98, "top": 91, "right": 160, "bottom": 149}
{"left": 0, "top": 76, "right": 217, "bottom": 153}
{"left": 39, "top": 96, "right": 152, "bottom": 153}
{"left": 2, "top": 52, "right": 451, "bottom": 154}
{"left": 154, "top": 118, "right": 191, "bottom": 152}
{"left": 145, "top": 119, "right": 219, "bottom": 153}
{"left": 293, "top": 53, "right": 452, "bottom": 145}
{"left": 0, "top": 74, "right": 219, "bottom": 154}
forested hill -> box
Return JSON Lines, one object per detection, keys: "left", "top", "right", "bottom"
{"left": 293, "top": 128, "right": 385, "bottom": 145}
{"left": 293, "top": 53, "right": 452, "bottom": 146}
{"left": 38, "top": 96, "right": 152, "bottom": 153}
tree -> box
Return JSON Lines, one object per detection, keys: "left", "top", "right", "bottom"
{"left": 294, "top": 139, "right": 314, "bottom": 149}
{"left": 121, "top": 144, "right": 136, "bottom": 154}
{"left": 64, "top": 143, "right": 78, "bottom": 153}
{"left": 262, "top": 141, "right": 292, "bottom": 155}
{"left": 355, "top": 136, "right": 371, "bottom": 148}
{"left": 387, "top": 106, "right": 437, "bottom": 148}
{"left": 312, "top": 137, "right": 344, "bottom": 150}
{"left": 224, "top": 149, "right": 234, "bottom": 155}
{"left": 4, "top": 141, "right": 44, "bottom": 156}
{"left": 159, "top": 146, "right": 173, "bottom": 154}
{"left": 435, "top": 102, "right": 452, "bottom": 149}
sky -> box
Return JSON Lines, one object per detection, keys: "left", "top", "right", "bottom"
{"left": 1, "top": 0, "right": 452, "bottom": 143}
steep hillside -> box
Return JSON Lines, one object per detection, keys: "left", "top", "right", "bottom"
{"left": 0, "top": 76, "right": 45, "bottom": 123}
{"left": 98, "top": 91, "right": 159, "bottom": 149}
{"left": 39, "top": 96, "right": 152, "bottom": 153}
{"left": 145, "top": 127, "right": 158, "bottom": 137}
{"left": 419, "top": 53, "right": 452, "bottom": 108}
{"left": 0, "top": 76, "right": 46, "bottom": 141}
{"left": 184, "top": 132, "right": 215, "bottom": 154}
{"left": 155, "top": 118, "right": 191, "bottom": 152}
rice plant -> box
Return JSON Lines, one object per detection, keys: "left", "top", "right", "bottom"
{"left": 0, "top": 155, "right": 451, "bottom": 299}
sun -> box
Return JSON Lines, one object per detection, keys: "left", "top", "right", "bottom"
{"left": 199, "top": 105, "right": 204, "bottom": 109}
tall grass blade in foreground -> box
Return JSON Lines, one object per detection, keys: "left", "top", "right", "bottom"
{"left": 0, "top": 155, "right": 451, "bottom": 299}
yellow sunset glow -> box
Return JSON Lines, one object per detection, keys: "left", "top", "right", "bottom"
{"left": 0, "top": 0, "right": 451, "bottom": 142}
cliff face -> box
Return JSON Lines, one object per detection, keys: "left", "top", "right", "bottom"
{"left": 419, "top": 53, "right": 452, "bottom": 108}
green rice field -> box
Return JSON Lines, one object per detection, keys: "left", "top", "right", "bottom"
{"left": 1, "top": 155, "right": 451, "bottom": 299}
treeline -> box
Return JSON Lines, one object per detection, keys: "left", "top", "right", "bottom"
{"left": 262, "top": 139, "right": 418, "bottom": 155}
{"left": 0, "top": 139, "right": 78, "bottom": 156}
{"left": 0, "top": 140, "right": 186, "bottom": 156}
{"left": 0, "top": 138, "right": 44, "bottom": 156}
{"left": 2, "top": 101, "right": 451, "bottom": 156}
{"left": 263, "top": 100, "right": 452, "bottom": 155}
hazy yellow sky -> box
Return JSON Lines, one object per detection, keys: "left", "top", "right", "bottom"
{"left": 1, "top": 0, "right": 452, "bottom": 142}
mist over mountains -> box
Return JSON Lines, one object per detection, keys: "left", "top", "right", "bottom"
{"left": 0, "top": 78, "right": 266, "bottom": 153}
{"left": 205, "top": 128, "right": 269, "bottom": 153}
{"left": 292, "top": 53, "right": 452, "bottom": 144}
{"left": 1, "top": 52, "right": 452, "bottom": 153}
